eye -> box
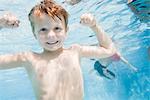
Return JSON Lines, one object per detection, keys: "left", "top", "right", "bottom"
{"left": 40, "top": 28, "right": 48, "bottom": 32}
{"left": 54, "top": 27, "right": 62, "bottom": 32}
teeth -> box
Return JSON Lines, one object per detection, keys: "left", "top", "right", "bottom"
{"left": 47, "top": 41, "right": 59, "bottom": 45}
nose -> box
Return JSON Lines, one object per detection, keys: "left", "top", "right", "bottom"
{"left": 48, "top": 30, "right": 56, "bottom": 38}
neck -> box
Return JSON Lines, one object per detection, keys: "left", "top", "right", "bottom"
{"left": 43, "top": 47, "right": 63, "bottom": 56}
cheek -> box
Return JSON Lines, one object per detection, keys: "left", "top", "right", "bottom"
{"left": 57, "top": 32, "right": 67, "bottom": 40}
{"left": 61, "top": 30, "right": 67, "bottom": 36}
{"left": 36, "top": 34, "right": 46, "bottom": 42}
{"left": 38, "top": 33, "right": 46, "bottom": 39}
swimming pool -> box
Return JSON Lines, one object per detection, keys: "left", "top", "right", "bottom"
{"left": 0, "top": 0, "right": 149, "bottom": 100}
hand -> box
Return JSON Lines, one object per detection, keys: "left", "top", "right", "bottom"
{"left": 80, "top": 13, "right": 96, "bottom": 28}
{"left": 0, "top": 12, "right": 20, "bottom": 28}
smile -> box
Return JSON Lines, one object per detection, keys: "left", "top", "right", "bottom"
{"left": 46, "top": 41, "right": 59, "bottom": 45}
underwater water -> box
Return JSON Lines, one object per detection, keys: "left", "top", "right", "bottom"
{"left": 0, "top": 0, "right": 149, "bottom": 100}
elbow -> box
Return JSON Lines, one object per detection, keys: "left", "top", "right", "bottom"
{"left": 95, "top": 47, "right": 116, "bottom": 59}
{"left": 105, "top": 44, "right": 117, "bottom": 57}
{"left": 104, "top": 49, "right": 115, "bottom": 58}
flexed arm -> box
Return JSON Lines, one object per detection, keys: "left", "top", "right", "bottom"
{"left": 79, "top": 13, "right": 137, "bottom": 71}
{"left": 0, "top": 52, "right": 29, "bottom": 70}
{"left": 80, "top": 13, "right": 115, "bottom": 50}
{"left": 76, "top": 13, "right": 116, "bottom": 58}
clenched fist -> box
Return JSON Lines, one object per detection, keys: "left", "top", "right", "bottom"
{"left": 80, "top": 13, "right": 96, "bottom": 28}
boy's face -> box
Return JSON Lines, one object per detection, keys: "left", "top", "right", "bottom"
{"left": 32, "top": 13, "right": 67, "bottom": 51}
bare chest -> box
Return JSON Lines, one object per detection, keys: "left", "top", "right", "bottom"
{"left": 33, "top": 51, "right": 81, "bottom": 80}
{"left": 28, "top": 51, "right": 83, "bottom": 99}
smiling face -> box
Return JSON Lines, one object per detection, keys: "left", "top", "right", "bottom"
{"left": 32, "top": 13, "right": 67, "bottom": 51}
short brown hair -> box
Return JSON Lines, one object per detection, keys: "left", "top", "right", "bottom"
{"left": 28, "top": 0, "right": 69, "bottom": 34}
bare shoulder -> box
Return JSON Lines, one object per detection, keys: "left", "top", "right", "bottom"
{"left": 70, "top": 44, "right": 82, "bottom": 51}
{"left": 16, "top": 51, "right": 35, "bottom": 61}
{"left": 22, "top": 51, "right": 36, "bottom": 60}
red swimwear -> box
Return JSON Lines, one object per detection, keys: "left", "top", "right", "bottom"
{"left": 109, "top": 53, "right": 120, "bottom": 61}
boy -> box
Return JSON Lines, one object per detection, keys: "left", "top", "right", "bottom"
{"left": 0, "top": 0, "right": 118, "bottom": 99}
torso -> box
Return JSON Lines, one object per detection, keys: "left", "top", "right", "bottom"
{"left": 25, "top": 48, "right": 84, "bottom": 100}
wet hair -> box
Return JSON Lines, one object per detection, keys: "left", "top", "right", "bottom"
{"left": 28, "top": 0, "right": 69, "bottom": 35}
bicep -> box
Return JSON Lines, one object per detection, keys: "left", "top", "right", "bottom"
{"left": 75, "top": 44, "right": 115, "bottom": 58}
{"left": 0, "top": 52, "right": 29, "bottom": 69}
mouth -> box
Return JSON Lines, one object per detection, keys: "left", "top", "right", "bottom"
{"left": 46, "top": 41, "right": 59, "bottom": 45}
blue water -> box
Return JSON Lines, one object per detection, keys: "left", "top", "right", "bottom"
{"left": 0, "top": 0, "right": 149, "bottom": 100}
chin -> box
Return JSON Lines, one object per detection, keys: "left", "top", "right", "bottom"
{"left": 44, "top": 45, "right": 63, "bottom": 51}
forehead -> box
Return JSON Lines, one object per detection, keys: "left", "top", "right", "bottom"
{"left": 31, "top": 13, "right": 65, "bottom": 28}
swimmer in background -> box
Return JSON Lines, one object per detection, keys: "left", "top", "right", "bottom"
{"left": 93, "top": 49, "right": 138, "bottom": 79}
{"left": 62, "top": 0, "right": 81, "bottom": 5}
{"left": 127, "top": 0, "right": 134, "bottom": 4}
{"left": 0, "top": 0, "right": 136, "bottom": 99}
{"left": 0, "top": 10, "right": 20, "bottom": 29}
